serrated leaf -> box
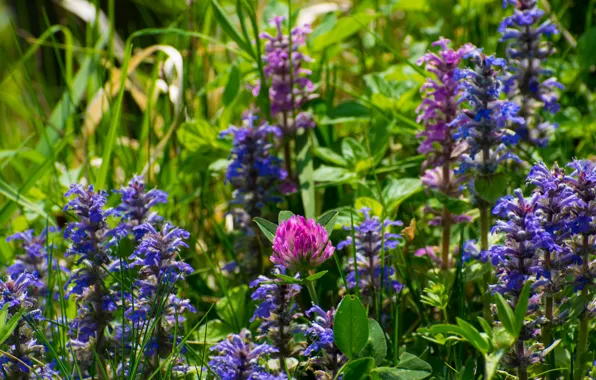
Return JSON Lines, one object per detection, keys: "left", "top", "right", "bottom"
{"left": 278, "top": 210, "right": 295, "bottom": 224}
{"left": 317, "top": 210, "right": 339, "bottom": 236}
{"left": 334, "top": 295, "right": 369, "bottom": 359}
{"left": 253, "top": 217, "right": 278, "bottom": 243}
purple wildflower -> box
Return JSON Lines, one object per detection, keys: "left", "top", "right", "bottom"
{"left": 271, "top": 215, "right": 335, "bottom": 272}
{"left": 126, "top": 222, "right": 195, "bottom": 372}
{"left": 250, "top": 266, "right": 304, "bottom": 359}
{"left": 208, "top": 329, "right": 281, "bottom": 380}
{"left": 450, "top": 49, "right": 524, "bottom": 176}
{"left": 114, "top": 175, "right": 168, "bottom": 239}
{"left": 500, "top": 0, "right": 563, "bottom": 146}
{"left": 338, "top": 208, "right": 404, "bottom": 310}
{"left": 256, "top": 16, "right": 316, "bottom": 134}
{"left": 0, "top": 272, "right": 51, "bottom": 378}
{"left": 6, "top": 227, "right": 60, "bottom": 299}
{"left": 304, "top": 306, "right": 346, "bottom": 379}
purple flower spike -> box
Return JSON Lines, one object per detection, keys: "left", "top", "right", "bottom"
{"left": 208, "top": 329, "right": 281, "bottom": 380}
{"left": 257, "top": 16, "right": 316, "bottom": 135}
{"left": 304, "top": 306, "right": 347, "bottom": 379}
{"left": 271, "top": 215, "right": 335, "bottom": 272}
{"left": 450, "top": 49, "right": 524, "bottom": 176}
{"left": 500, "top": 0, "right": 563, "bottom": 146}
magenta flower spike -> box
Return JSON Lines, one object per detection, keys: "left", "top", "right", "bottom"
{"left": 271, "top": 215, "right": 335, "bottom": 272}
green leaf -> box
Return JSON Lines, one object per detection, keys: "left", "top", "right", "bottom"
{"left": 223, "top": 65, "right": 241, "bottom": 106}
{"left": 317, "top": 210, "right": 339, "bottom": 236}
{"left": 495, "top": 293, "right": 516, "bottom": 337}
{"left": 459, "top": 358, "right": 476, "bottom": 380}
{"left": 253, "top": 217, "right": 278, "bottom": 242}
{"left": 216, "top": 285, "right": 248, "bottom": 330}
{"left": 356, "top": 319, "right": 388, "bottom": 365}
{"left": 578, "top": 27, "right": 596, "bottom": 71}
{"left": 195, "top": 319, "right": 235, "bottom": 345}
{"left": 477, "top": 317, "right": 493, "bottom": 340}
{"left": 0, "top": 310, "right": 25, "bottom": 346}
{"left": 313, "top": 166, "right": 357, "bottom": 184}
{"left": 344, "top": 357, "right": 375, "bottom": 380}
{"left": 327, "top": 101, "right": 371, "bottom": 120}
{"left": 382, "top": 178, "right": 422, "bottom": 213}
{"left": 372, "top": 353, "right": 432, "bottom": 379}
{"left": 432, "top": 191, "right": 470, "bottom": 214}
{"left": 297, "top": 131, "right": 315, "bottom": 219}
{"left": 456, "top": 318, "right": 490, "bottom": 354}
{"left": 334, "top": 295, "right": 369, "bottom": 359}
{"left": 0, "top": 304, "right": 8, "bottom": 330}
{"left": 211, "top": 0, "right": 254, "bottom": 57}
{"left": 514, "top": 281, "right": 532, "bottom": 336}
{"left": 484, "top": 350, "right": 506, "bottom": 380}
{"left": 0, "top": 178, "right": 55, "bottom": 225}
{"left": 429, "top": 324, "right": 488, "bottom": 354}
{"left": 278, "top": 210, "right": 295, "bottom": 224}
{"left": 474, "top": 174, "right": 508, "bottom": 203}
{"left": 274, "top": 274, "right": 302, "bottom": 284}
{"left": 312, "top": 13, "right": 378, "bottom": 52}
{"left": 313, "top": 147, "right": 349, "bottom": 167}
{"left": 342, "top": 137, "right": 369, "bottom": 165}
{"left": 306, "top": 270, "right": 328, "bottom": 282}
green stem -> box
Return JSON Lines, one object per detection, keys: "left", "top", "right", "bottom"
{"left": 573, "top": 288, "right": 589, "bottom": 380}
{"left": 480, "top": 204, "right": 493, "bottom": 324}
{"left": 305, "top": 279, "right": 319, "bottom": 305}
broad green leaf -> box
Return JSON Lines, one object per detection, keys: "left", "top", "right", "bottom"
{"left": 223, "top": 65, "right": 241, "bottom": 106}
{"left": 514, "top": 281, "right": 532, "bottom": 336}
{"left": 313, "top": 147, "right": 349, "bottom": 167}
{"left": 216, "top": 285, "right": 248, "bottom": 330}
{"left": 327, "top": 101, "right": 371, "bottom": 120}
{"left": 344, "top": 357, "right": 375, "bottom": 380}
{"left": 495, "top": 293, "right": 516, "bottom": 337}
{"left": 0, "top": 310, "right": 25, "bottom": 346}
{"left": 342, "top": 137, "right": 369, "bottom": 165}
{"left": 334, "top": 295, "right": 369, "bottom": 359}
{"left": 355, "top": 197, "right": 383, "bottom": 217}
{"left": 312, "top": 13, "right": 378, "bottom": 52}
{"left": 177, "top": 119, "right": 222, "bottom": 152}
{"left": 373, "top": 352, "right": 432, "bottom": 379}
{"left": 278, "top": 210, "right": 295, "bottom": 224}
{"left": 313, "top": 166, "right": 357, "bottom": 184}
{"left": 356, "top": 319, "right": 388, "bottom": 365}
{"left": 297, "top": 131, "right": 315, "bottom": 219}
{"left": 306, "top": 271, "right": 328, "bottom": 282}
{"left": 317, "top": 210, "right": 339, "bottom": 236}
{"left": 253, "top": 217, "right": 278, "bottom": 242}
{"left": 382, "top": 178, "right": 422, "bottom": 213}
{"left": 474, "top": 174, "right": 508, "bottom": 203}
{"left": 195, "top": 319, "right": 234, "bottom": 345}
{"left": 211, "top": 0, "right": 254, "bottom": 57}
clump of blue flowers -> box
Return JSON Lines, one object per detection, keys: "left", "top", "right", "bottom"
{"left": 208, "top": 329, "right": 281, "bottom": 379}
{"left": 304, "top": 306, "right": 346, "bottom": 379}
{"left": 250, "top": 266, "right": 304, "bottom": 361}
{"left": 500, "top": 0, "right": 563, "bottom": 146}
{"left": 0, "top": 272, "right": 57, "bottom": 379}
{"left": 338, "top": 208, "right": 404, "bottom": 313}
{"left": 451, "top": 49, "right": 524, "bottom": 176}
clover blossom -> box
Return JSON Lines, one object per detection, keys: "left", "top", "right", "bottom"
{"left": 304, "top": 306, "right": 346, "bottom": 379}
{"left": 500, "top": 0, "right": 563, "bottom": 146}
{"left": 0, "top": 272, "right": 57, "bottom": 379}
{"left": 338, "top": 208, "right": 404, "bottom": 310}
{"left": 6, "top": 227, "right": 59, "bottom": 298}
{"left": 451, "top": 49, "right": 524, "bottom": 176}
{"left": 488, "top": 189, "right": 556, "bottom": 374}
{"left": 257, "top": 16, "right": 316, "bottom": 134}
{"left": 126, "top": 222, "right": 195, "bottom": 374}
{"left": 63, "top": 184, "right": 124, "bottom": 371}
{"left": 208, "top": 329, "right": 281, "bottom": 380}
{"left": 271, "top": 215, "right": 335, "bottom": 272}
{"left": 114, "top": 175, "right": 167, "bottom": 239}
{"left": 250, "top": 266, "right": 303, "bottom": 360}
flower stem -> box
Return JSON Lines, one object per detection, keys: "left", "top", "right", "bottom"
{"left": 479, "top": 203, "right": 493, "bottom": 324}
{"left": 304, "top": 279, "right": 319, "bottom": 305}
{"left": 573, "top": 288, "right": 589, "bottom": 380}
{"left": 441, "top": 163, "right": 451, "bottom": 270}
